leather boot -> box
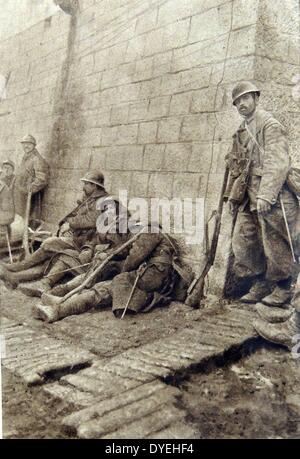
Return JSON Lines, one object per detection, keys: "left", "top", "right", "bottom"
{"left": 262, "top": 286, "right": 291, "bottom": 307}
{"left": 253, "top": 311, "right": 300, "bottom": 351}
{"left": 18, "top": 261, "right": 67, "bottom": 298}
{"left": 0, "top": 264, "right": 44, "bottom": 290}
{"left": 34, "top": 290, "right": 98, "bottom": 323}
{"left": 5, "top": 248, "right": 50, "bottom": 272}
{"left": 240, "top": 279, "right": 272, "bottom": 304}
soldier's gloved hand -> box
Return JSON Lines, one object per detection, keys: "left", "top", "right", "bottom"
{"left": 59, "top": 222, "right": 71, "bottom": 235}
{"left": 257, "top": 198, "right": 272, "bottom": 216}
{"left": 94, "top": 251, "right": 109, "bottom": 263}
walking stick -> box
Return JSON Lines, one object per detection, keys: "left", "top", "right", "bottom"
{"left": 280, "top": 195, "right": 297, "bottom": 264}
{"left": 121, "top": 273, "right": 141, "bottom": 320}
{"left": 5, "top": 226, "right": 13, "bottom": 264}
{"left": 22, "top": 191, "right": 32, "bottom": 258}
{"left": 120, "top": 262, "right": 147, "bottom": 320}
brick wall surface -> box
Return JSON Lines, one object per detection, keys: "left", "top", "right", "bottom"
{"left": 0, "top": 0, "right": 299, "bottom": 278}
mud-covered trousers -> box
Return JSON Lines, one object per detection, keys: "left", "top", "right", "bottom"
{"left": 232, "top": 189, "right": 299, "bottom": 282}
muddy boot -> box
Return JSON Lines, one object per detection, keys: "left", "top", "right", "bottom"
{"left": 262, "top": 283, "right": 292, "bottom": 307}
{"left": 240, "top": 279, "right": 272, "bottom": 304}
{"left": 253, "top": 311, "right": 300, "bottom": 351}
{"left": 0, "top": 264, "right": 45, "bottom": 290}
{"left": 34, "top": 290, "right": 98, "bottom": 323}
{"left": 256, "top": 302, "right": 293, "bottom": 324}
{"left": 20, "top": 261, "right": 70, "bottom": 298}
{"left": 18, "top": 278, "right": 52, "bottom": 298}
{"left": 0, "top": 264, "right": 19, "bottom": 289}
{"left": 5, "top": 248, "right": 50, "bottom": 272}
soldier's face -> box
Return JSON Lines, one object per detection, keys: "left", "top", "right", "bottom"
{"left": 3, "top": 165, "right": 14, "bottom": 177}
{"left": 22, "top": 142, "right": 35, "bottom": 154}
{"left": 235, "top": 93, "right": 258, "bottom": 118}
{"left": 83, "top": 182, "right": 96, "bottom": 196}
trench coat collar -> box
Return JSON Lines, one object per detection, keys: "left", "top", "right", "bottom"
{"left": 235, "top": 108, "right": 274, "bottom": 136}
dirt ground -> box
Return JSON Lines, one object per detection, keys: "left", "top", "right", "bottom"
{"left": 3, "top": 344, "right": 300, "bottom": 439}
{"left": 2, "top": 370, "right": 73, "bottom": 439}
{"left": 1, "top": 283, "right": 300, "bottom": 439}
{"left": 180, "top": 345, "right": 300, "bottom": 439}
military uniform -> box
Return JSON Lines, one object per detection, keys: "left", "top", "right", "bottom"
{"left": 226, "top": 108, "right": 299, "bottom": 283}
{"left": 226, "top": 82, "right": 299, "bottom": 307}
{"left": 34, "top": 226, "right": 194, "bottom": 322}
{"left": 14, "top": 135, "right": 49, "bottom": 223}
{"left": 0, "top": 179, "right": 15, "bottom": 228}
{"left": 0, "top": 171, "right": 115, "bottom": 294}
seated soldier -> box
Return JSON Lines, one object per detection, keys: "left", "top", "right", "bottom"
{"left": 33, "top": 223, "right": 194, "bottom": 323}
{"left": 0, "top": 170, "right": 116, "bottom": 296}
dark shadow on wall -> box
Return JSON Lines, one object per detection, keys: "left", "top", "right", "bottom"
{"left": 45, "top": 6, "right": 86, "bottom": 221}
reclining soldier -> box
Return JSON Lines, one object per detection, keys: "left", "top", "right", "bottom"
{"left": 226, "top": 81, "right": 299, "bottom": 308}
{"left": 0, "top": 170, "right": 116, "bottom": 296}
{"left": 33, "top": 223, "right": 194, "bottom": 323}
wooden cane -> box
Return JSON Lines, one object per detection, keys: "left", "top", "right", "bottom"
{"left": 22, "top": 191, "right": 32, "bottom": 259}
{"left": 5, "top": 226, "right": 13, "bottom": 264}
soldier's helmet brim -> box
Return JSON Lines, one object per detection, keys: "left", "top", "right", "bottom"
{"left": 81, "top": 178, "right": 105, "bottom": 188}
{"left": 233, "top": 90, "right": 261, "bottom": 105}
{"left": 20, "top": 134, "right": 37, "bottom": 145}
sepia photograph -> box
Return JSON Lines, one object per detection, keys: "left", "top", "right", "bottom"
{"left": 0, "top": 0, "right": 299, "bottom": 441}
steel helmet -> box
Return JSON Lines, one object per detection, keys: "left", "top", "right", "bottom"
{"left": 232, "top": 81, "right": 260, "bottom": 105}
{"left": 20, "top": 134, "right": 37, "bottom": 145}
{"left": 2, "top": 159, "right": 15, "bottom": 170}
{"left": 81, "top": 170, "right": 105, "bottom": 189}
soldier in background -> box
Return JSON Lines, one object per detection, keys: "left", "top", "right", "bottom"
{"left": 0, "top": 167, "right": 15, "bottom": 232}
{"left": 1, "top": 160, "right": 16, "bottom": 189}
{"left": 0, "top": 170, "right": 112, "bottom": 295}
{"left": 226, "top": 81, "right": 299, "bottom": 307}
{"left": 15, "top": 135, "right": 49, "bottom": 226}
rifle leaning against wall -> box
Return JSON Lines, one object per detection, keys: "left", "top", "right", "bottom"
{"left": 185, "top": 166, "right": 229, "bottom": 309}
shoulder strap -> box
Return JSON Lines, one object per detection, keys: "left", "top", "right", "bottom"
{"left": 244, "top": 122, "right": 265, "bottom": 156}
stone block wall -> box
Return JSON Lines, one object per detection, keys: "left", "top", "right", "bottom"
{"left": 0, "top": 0, "right": 299, "bottom": 278}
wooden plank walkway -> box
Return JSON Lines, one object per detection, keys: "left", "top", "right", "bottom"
{"left": 2, "top": 301, "right": 259, "bottom": 438}
{"left": 58, "top": 307, "right": 257, "bottom": 438}
{"left": 1, "top": 317, "right": 94, "bottom": 386}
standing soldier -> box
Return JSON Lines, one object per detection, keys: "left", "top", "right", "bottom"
{"left": 225, "top": 81, "right": 299, "bottom": 307}
{"left": 15, "top": 135, "right": 49, "bottom": 226}
{"left": 0, "top": 162, "right": 15, "bottom": 259}
{"left": 1, "top": 160, "right": 16, "bottom": 189}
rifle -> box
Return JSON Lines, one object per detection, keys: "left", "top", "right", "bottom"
{"left": 58, "top": 227, "right": 146, "bottom": 304}
{"left": 185, "top": 167, "right": 229, "bottom": 308}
